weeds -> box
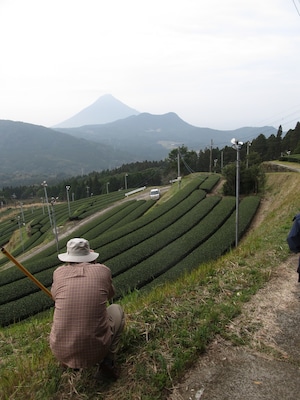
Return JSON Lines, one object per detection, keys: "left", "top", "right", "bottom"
{"left": 0, "top": 171, "right": 299, "bottom": 399}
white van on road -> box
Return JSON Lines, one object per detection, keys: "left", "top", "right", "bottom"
{"left": 149, "top": 188, "right": 160, "bottom": 200}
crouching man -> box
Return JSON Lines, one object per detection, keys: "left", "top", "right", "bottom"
{"left": 49, "top": 238, "right": 125, "bottom": 380}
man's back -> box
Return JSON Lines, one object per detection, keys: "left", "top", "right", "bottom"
{"left": 50, "top": 262, "right": 114, "bottom": 368}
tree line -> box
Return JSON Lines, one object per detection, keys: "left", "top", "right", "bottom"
{"left": 1, "top": 122, "right": 299, "bottom": 204}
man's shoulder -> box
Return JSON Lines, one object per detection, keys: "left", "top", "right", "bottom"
{"left": 90, "top": 263, "right": 112, "bottom": 274}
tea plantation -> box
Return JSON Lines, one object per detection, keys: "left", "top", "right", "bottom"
{"left": 0, "top": 174, "right": 260, "bottom": 326}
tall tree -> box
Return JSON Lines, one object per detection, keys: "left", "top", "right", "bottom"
{"left": 251, "top": 134, "right": 268, "bottom": 161}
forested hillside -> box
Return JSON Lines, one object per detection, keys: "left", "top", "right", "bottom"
{"left": 0, "top": 121, "right": 299, "bottom": 203}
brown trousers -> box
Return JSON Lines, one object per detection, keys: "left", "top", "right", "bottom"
{"left": 106, "top": 304, "right": 125, "bottom": 362}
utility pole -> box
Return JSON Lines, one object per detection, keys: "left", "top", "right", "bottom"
{"left": 66, "top": 185, "right": 71, "bottom": 217}
{"left": 231, "top": 138, "right": 243, "bottom": 247}
{"left": 41, "top": 181, "right": 52, "bottom": 227}
{"left": 221, "top": 150, "right": 224, "bottom": 170}
{"left": 209, "top": 139, "right": 213, "bottom": 173}
{"left": 51, "top": 197, "right": 59, "bottom": 253}
{"left": 177, "top": 147, "right": 182, "bottom": 188}
{"left": 177, "top": 148, "right": 180, "bottom": 179}
{"left": 246, "top": 141, "right": 252, "bottom": 169}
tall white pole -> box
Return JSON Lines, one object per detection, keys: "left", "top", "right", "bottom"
{"left": 66, "top": 185, "right": 71, "bottom": 217}
{"left": 246, "top": 141, "right": 251, "bottom": 169}
{"left": 231, "top": 139, "right": 243, "bottom": 248}
{"left": 209, "top": 139, "right": 213, "bottom": 173}
{"left": 42, "top": 181, "right": 52, "bottom": 226}
{"left": 235, "top": 144, "right": 240, "bottom": 247}
{"left": 51, "top": 197, "right": 59, "bottom": 253}
{"left": 177, "top": 148, "right": 180, "bottom": 179}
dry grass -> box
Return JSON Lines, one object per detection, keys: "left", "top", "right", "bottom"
{"left": 1, "top": 171, "right": 300, "bottom": 399}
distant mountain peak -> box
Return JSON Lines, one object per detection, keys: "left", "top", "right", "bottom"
{"left": 53, "top": 94, "right": 140, "bottom": 128}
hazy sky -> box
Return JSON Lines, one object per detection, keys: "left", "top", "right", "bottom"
{"left": 1, "top": 0, "right": 300, "bottom": 132}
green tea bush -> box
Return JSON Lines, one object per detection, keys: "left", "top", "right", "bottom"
{"left": 107, "top": 195, "right": 221, "bottom": 276}
{"left": 0, "top": 219, "right": 19, "bottom": 247}
{"left": 97, "top": 189, "right": 207, "bottom": 262}
{"left": 0, "top": 177, "right": 260, "bottom": 326}
{"left": 0, "top": 179, "right": 205, "bottom": 291}
{"left": 113, "top": 196, "right": 236, "bottom": 296}
{"left": 0, "top": 253, "right": 60, "bottom": 287}
{"left": 86, "top": 177, "right": 207, "bottom": 250}
{"left": 104, "top": 200, "right": 155, "bottom": 232}
{"left": 78, "top": 200, "right": 152, "bottom": 240}
{"left": 199, "top": 174, "right": 220, "bottom": 192}
{"left": 0, "top": 191, "right": 129, "bottom": 267}
{"left": 145, "top": 196, "right": 261, "bottom": 288}
{"left": 0, "top": 266, "right": 57, "bottom": 305}
{"left": 0, "top": 290, "right": 53, "bottom": 326}
{"left": 71, "top": 191, "right": 125, "bottom": 219}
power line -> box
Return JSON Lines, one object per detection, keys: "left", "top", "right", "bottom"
{"left": 178, "top": 149, "right": 196, "bottom": 174}
{"left": 203, "top": 111, "right": 300, "bottom": 150}
{"left": 292, "top": 0, "right": 300, "bottom": 16}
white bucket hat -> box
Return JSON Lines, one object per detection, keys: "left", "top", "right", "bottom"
{"left": 58, "top": 238, "right": 99, "bottom": 263}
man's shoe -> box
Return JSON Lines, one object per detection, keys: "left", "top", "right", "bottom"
{"left": 99, "top": 360, "right": 120, "bottom": 380}
{"left": 59, "top": 362, "right": 80, "bottom": 372}
{"left": 60, "top": 362, "right": 68, "bottom": 370}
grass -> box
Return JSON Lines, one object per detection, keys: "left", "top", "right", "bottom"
{"left": 0, "top": 171, "right": 299, "bottom": 399}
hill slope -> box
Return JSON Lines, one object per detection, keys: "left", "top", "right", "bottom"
{"left": 56, "top": 112, "right": 276, "bottom": 161}
{"left": 0, "top": 120, "right": 135, "bottom": 186}
{"left": 0, "top": 113, "right": 276, "bottom": 187}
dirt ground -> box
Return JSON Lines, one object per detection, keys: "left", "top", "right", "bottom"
{"left": 168, "top": 254, "right": 300, "bottom": 400}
